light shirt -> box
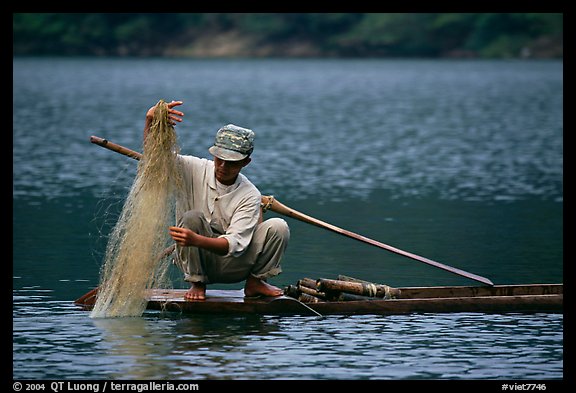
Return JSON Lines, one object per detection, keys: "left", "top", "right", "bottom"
{"left": 176, "top": 155, "right": 261, "bottom": 257}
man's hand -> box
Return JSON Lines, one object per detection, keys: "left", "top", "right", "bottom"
{"left": 145, "top": 100, "right": 184, "bottom": 126}
{"left": 168, "top": 226, "right": 230, "bottom": 256}
{"left": 168, "top": 226, "right": 197, "bottom": 247}
{"left": 167, "top": 100, "right": 184, "bottom": 125}
{"left": 144, "top": 100, "right": 184, "bottom": 140}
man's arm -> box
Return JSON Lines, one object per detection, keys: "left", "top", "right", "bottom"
{"left": 168, "top": 226, "right": 229, "bottom": 256}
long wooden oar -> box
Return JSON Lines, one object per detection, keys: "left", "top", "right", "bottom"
{"left": 91, "top": 135, "right": 143, "bottom": 160}
{"left": 262, "top": 196, "right": 493, "bottom": 286}
{"left": 89, "top": 135, "right": 494, "bottom": 286}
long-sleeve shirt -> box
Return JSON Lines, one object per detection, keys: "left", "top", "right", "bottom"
{"left": 175, "top": 155, "right": 261, "bottom": 257}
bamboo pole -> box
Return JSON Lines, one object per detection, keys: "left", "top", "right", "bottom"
{"left": 262, "top": 196, "right": 494, "bottom": 286}
{"left": 297, "top": 277, "right": 318, "bottom": 290}
{"left": 317, "top": 278, "right": 401, "bottom": 299}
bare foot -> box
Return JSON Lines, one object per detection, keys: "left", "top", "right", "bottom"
{"left": 244, "top": 274, "right": 283, "bottom": 298}
{"left": 185, "top": 282, "right": 206, "bottom": 301}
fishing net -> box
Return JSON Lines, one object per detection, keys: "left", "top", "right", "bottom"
{"left": 90, "top": 100, "right": 182, "bottom": 318}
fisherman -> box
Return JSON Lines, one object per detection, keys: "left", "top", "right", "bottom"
{"left": 143, "top": 100, "right": 290, "bottom": 301}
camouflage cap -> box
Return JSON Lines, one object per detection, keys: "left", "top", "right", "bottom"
{"left": 208, "top": 124, "right": 255, "bottom": 161}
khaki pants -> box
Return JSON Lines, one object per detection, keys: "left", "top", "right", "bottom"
{"left": 174, "top": 210, "right": 289, "bottom": 284}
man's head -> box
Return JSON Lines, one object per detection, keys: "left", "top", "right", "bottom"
{"left": 208, "top": 124, "right": 254, "bottom": 161}
{"left": 209, "top": 124, "right": 254, "bottom": 185}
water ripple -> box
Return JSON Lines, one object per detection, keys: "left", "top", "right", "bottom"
{"left": 12, "top": 298, "right": 563, "bottom": 380}
{"left": 13, "top": 58, "right": 562, "bottom": 203}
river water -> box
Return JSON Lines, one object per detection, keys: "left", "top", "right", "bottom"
{"left": 13, "top": 58, "right": 563, "bottom": 381}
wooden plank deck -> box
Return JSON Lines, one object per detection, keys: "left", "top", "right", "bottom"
{"left": 142, "top": 285, "right": 563, "bottom": 316}
{"left": 74, "top": 284, "right": 563, "bottom": 316}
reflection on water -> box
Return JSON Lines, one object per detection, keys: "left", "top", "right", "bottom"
{"left": 13, "top": 297, "right": 563, "bottom": 380}
{"left": 92, "top": 313, "right": 285, "bottom": 379}
{"left": 92, "top": 317, "right": 175, "bottom": 379}
{"left": 13, "top": 58, "right": 562, "bottom": 380}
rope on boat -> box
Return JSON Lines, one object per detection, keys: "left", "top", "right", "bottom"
{"left": 280, "top": 296, "right": 323, "bottom": 317}
{"left": 362, "top": 283, "right": 378, "bottom": 297}
{"left": 261, "top": 195, "right": 275, "bottom": 212}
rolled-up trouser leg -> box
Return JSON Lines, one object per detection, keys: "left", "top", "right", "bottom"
{"left": 174, "top": 210, "right": 214, "bottom": 283}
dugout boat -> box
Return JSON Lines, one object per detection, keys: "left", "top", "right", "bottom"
{"left": 74, "top": 276, "right": 563, "bottom": 316}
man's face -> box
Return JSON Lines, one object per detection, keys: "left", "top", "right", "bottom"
{"left": 213, "top": 156, "right": 251, "bottom": 185}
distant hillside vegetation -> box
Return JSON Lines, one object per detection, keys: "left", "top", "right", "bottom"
{"left": 13, "top": 13, "right": 563, "bottom": 58}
